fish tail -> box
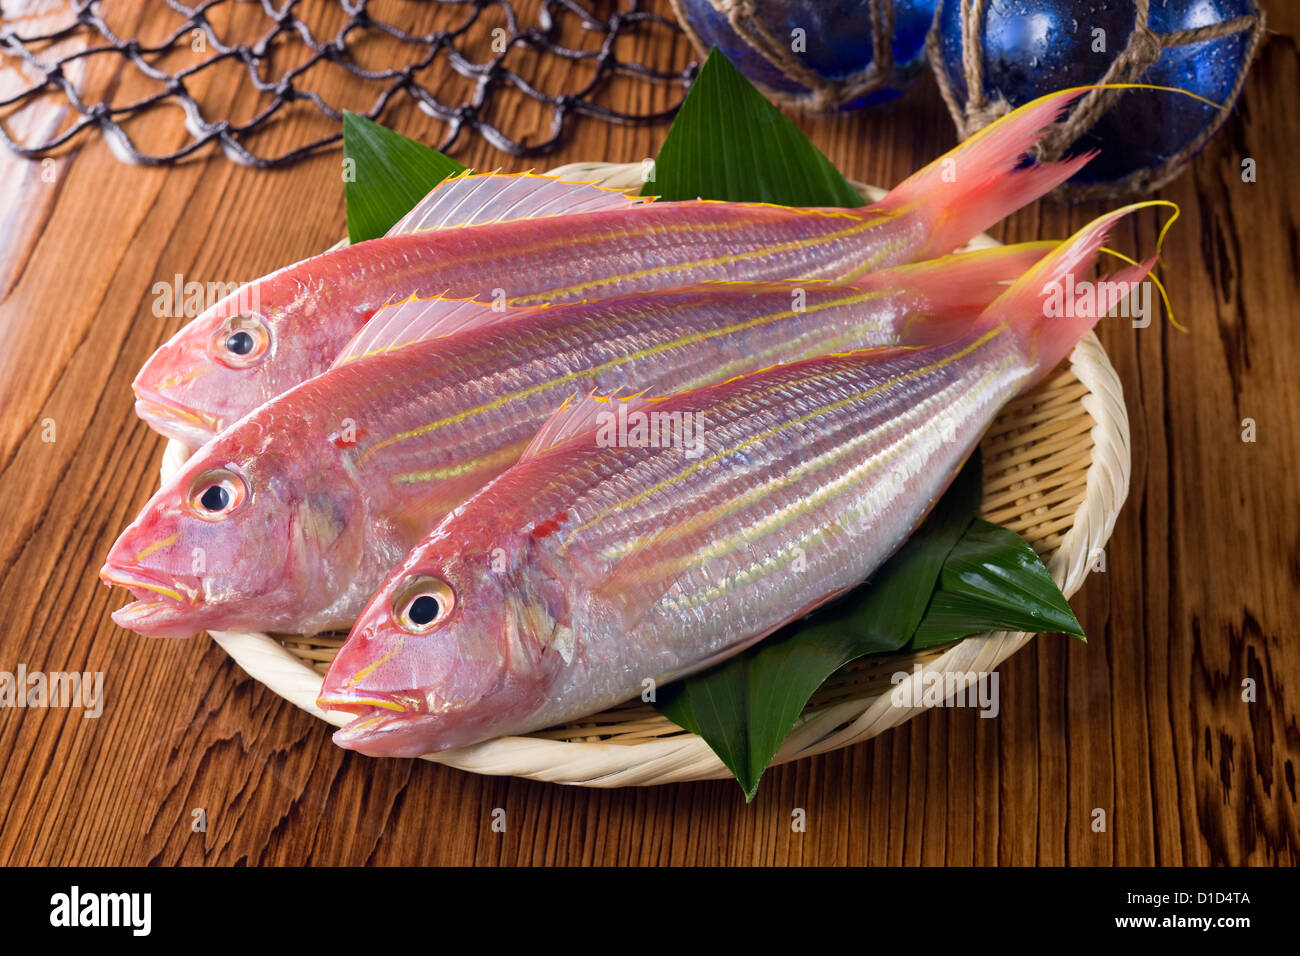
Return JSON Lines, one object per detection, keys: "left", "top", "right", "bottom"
{"left": 880, "top": 241, "right": 1056, "bottom": 346}
{"left": 874, "top": 88, "right": 1094, "bottom": 257}
{"left": 979, "top": 202, "right": 1170, "bottom": 384}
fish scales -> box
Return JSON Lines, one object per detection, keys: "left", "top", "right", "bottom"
{"left": 346, "top": 286, "right": 910, "bottom": 492}
{"left": 302, "top": 203, "right": 900, "bottom": 314}
{"left": 318, "top": 203, "right": 1157, "bottom": 756}
{"left": 524, "top": 333, "right": 1026, "bottom": 714}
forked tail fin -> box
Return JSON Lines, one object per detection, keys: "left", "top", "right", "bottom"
{"left": 873, "top": 88, "right": 1094, "bottom": 258}
{"left": 873, "top": 241, "right": 1055, "bottom": 347}
{"left": 978, "top": 203, "right": 1169, "bottom": 386}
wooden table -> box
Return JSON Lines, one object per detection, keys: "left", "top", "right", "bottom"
{"left": 1, "top": 1, "right": 1295, "bottom": 866}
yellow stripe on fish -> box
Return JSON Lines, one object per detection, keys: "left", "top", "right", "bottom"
{"left": 362, "top": 287, "right": 892, "bottom": 467}
{"left": 343, "top": 637, "right": 405, "bottom": 688}
{"left": 567, "top": 328, "right": 1006, "bottom": 548}
{"left": 648, "top": 360, "right": 1020, "bottom": 607}
{"left": 154, "top": 365, "right": 208, "bottom": 390}
{"left": 842, "top": 234, "right": 915, "bottom": 280}
{"left": 509, "top": 213, "right": 894, "bottom": 305}
{"left": 125, "top": 579, "right": 187, "bottom": 604}
{"left": 394, "top": 443, "right": 527, "bottom": 486}
{"left": 134, "top": 532, "right": 179, "bottom": 563}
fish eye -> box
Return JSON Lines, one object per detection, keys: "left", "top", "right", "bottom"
{"left": 200, "top": 484, "right": 229, "bottom": 510}
{"left": 393, "top": 576, "right": 456, "bottom": 633}
{"left": 212, "top": 314, "right": 270, "bottom": 369}
{"left": 225, "top": 330, "right": 255, "bottom": 355}
{"left": 188, "top": 468, "right": 248, "bottom": 520}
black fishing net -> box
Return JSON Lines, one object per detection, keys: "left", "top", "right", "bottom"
{"left": 0, "top": 0, "right": 694, "bottom": 166}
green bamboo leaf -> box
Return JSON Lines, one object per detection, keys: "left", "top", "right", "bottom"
{"left": 909, "top": 520, "right": 1085, "bottom": 649}
{"left": 646, "top": 48, "right": 864, "bottom": 208}
{"left": 343, "top": 112, "right": 467, "bottom": 243}
{"left": 657, "top": 455, "right": 983, "bottom": 800}
{"left": 657, "top": 461, "right": 1088, "bottom": 799}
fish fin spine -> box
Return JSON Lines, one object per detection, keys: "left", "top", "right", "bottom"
{"left": 387, "top": 171, "right": 653, "bottom": 236}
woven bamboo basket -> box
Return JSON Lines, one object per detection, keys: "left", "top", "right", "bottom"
{"left": 159, "top": 162, "right": 1130, "bottom": 787}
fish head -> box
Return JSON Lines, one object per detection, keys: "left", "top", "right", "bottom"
{"left": 101, "top": 414, "right": 363, "bottom": 638}
{"left": 319, "top": 532, "right": 562, "bottom": 757}
{"left": 132, "top": 276, "right": 329, "bottom": 446}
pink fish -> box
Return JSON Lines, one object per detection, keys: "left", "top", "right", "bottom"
{"left": 101, "top": 242, "right": 1052, "bottom": 638}
{"left": 131, "top": 89, "right": 1093, "bottom": 446}
{"left": 317, "top": 207, "right": 1156, "bottom": 757}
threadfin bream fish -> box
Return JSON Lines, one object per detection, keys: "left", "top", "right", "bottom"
{"left": 131, "top": 89, "right": 1094, "bottom": 445}
{"left": 101, "top": 243, "right": 1052, "bottom": 638}
{"left": 317, "top": 207, "right": 1156, "bottom": 757}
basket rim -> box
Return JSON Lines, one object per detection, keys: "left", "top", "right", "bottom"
{"left": 162, "top": 164, "right": 1131, "bottom": 787}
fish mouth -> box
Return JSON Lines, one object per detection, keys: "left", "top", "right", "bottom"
{"left": 317, "top": 691, "right": 412, "bottom": 717}
{"left": 318, "top": 691, "right": 451, "bottom": 758}
{"left": 100, "top": 564, "right": 203, "bottom": 637}
{"left": 131, "top": 388, "right": 221, "bottom": 447}
{"left": 327, "top": 708, "right": 448, "bottom": 758}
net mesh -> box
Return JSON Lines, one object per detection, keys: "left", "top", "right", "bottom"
{"left": 0, "top": 0, "right": 694, "bottom": 166}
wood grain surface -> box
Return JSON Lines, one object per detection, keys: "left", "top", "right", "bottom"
{"left": 0, "top": 1, "right": 1296, "bottom": 866}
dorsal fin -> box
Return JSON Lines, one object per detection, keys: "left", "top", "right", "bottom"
{"left": 386, "top": 170, "right": 654, "bottom": 236}
{"left": 520, "top": 390, "right": 659, "bottom": 461}
{"left": 332, "top": 293, "right": 536, "bottom": 367}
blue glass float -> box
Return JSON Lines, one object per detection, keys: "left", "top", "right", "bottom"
{"left": 931, "top": 0, "right": 1265, "bottom": 197}
{"left": 672, "top": 0, "right": 938, "bottom": 109}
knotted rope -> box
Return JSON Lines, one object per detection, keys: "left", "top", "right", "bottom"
{"left": 671, "top": 0, "right": 907, "bottom": 109}
{"left": 927, "top": 0, "right": 1266, "bottom": 198}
